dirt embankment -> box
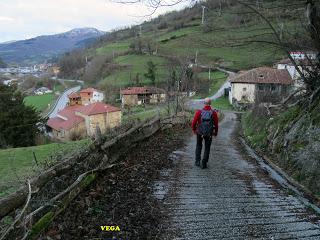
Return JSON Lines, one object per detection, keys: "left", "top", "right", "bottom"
{"left": 39, "top": 126, "right": 189, "bottom": 240}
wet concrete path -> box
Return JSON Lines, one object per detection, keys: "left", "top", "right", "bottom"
{"left": 159, "top": 112, "right": 320, "bottom": 239}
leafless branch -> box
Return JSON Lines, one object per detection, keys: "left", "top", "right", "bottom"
{"left": 0, "top": 180, "right": 31, "bottom": 240}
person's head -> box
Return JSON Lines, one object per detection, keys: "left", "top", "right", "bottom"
{"left": 204, "top": 98, "right": 211, "bottom": 106}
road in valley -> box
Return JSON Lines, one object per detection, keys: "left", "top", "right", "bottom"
{"left": 187, "top": 67, "right": 235, "bottom": 110}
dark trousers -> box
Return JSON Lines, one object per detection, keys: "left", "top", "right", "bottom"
{"left": 195, "top": 134, "right": 213, "bottom": 163}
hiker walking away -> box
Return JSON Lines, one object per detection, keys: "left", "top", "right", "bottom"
{"left": 191, "top": 98, "right": 218, "bottom": 169}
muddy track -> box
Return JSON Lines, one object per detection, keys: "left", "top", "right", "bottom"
{"left": 160, "top": 112, "right": 320, "bottom": 239}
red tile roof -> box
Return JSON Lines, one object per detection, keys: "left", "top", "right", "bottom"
{"left": 120, "top": 87, "right": 165, "bottom": 95}
{"left": 277, "top": 58, "right": 314, "bottom": 66}
{"left": 68, "top": 92, "right": 81, "bottom": 98}
{"left": 47, "top": 105, "right": 84, "bottom": 131}
{"left": 79, "top": 88, "right": 98, "bottom": 93}
{"left": 76, "top": 102, "right": 120, "bottom": 116}
{"left": 47, "top": 103, "right": 120, "bottom": 131}
{"left": 230, "top": 67, "right": 293, "bottom": 85}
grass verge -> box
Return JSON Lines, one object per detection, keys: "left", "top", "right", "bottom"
{"left": 0, "top": 139, "right": 91, "bottom": 197}
{"left": 24, "top": 93, "right": 55, "bottom": 112}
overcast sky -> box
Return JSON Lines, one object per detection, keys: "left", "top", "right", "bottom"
{"left": 0, "top": 0, "right": 188, "bottom": 43}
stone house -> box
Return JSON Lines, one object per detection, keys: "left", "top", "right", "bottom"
{"left": 47, "top": 102, "right": 121, "bottom": 140}
{"left": 229, "top": 67, "right": 293, "bottom": 104}
{"left": 79, "top": 88, "right": 104, "bottom": 105}
{"left": 68, "top": 88, "right": 104, "bottom": 106}
{"left": 120, "top": 87, "right": 166, "bottom": 107}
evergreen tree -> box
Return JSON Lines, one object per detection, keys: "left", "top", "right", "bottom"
{"left": 0, "top": 84, "right": 45, "bottom": 148}
{"left": 144, "top": 61, "right": 157, "bottom": 85}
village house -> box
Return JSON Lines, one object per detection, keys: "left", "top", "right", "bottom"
{"left": 34, "top": 87, "right": 53, "bottom": 95}
{"left": 120, "top": 87, "right": 166, "bottom": 107}
{"left": 229, "top": 67, "right": 293, "bottom": 104}
{"left": 79, "top": 88, "right": 104, "bottom": 105}
{"left": 47, "top": 102, "right": 121, "bottom": 140}
{"left": 68, "top": 87, "right": 104, "bottom": 106}
{"left": 276, "top": 58, "right": 315, "bottom": 89}
{"left": 68, "top": 92, "right": 82, "bottom": 106}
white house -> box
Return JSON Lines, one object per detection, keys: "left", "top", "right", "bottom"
{"left": 229, "top": 67, "right": 293, "bottom": 104}
{"left": 276, "top": 57, "right": 315, "bottom": 89}
{"left": 34, "top": 87, "right": 53, "bottom": 95}
{"left": 289, "top": 51, "right": 316, "bottom": 60}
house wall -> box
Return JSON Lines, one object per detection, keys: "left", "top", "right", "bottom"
{"left": 92, "top": 91, "right": 104, "bottom": 103}
{"left": 122, "top": 95, "right": 138, "bottom": 106}
{"left": 277, "top": 64, "right": 298, "bottom": 79}
{"left": 80, "top": 92, "right": 93, "bottom": 105}
{"left": 231, "top": 83, "right": 256, "bottom": 103}
{"left": 51, "top": 121, "right": 86, "bottom": 140}
{"left": 66, "top": 122, "right": 86, "bottom": 140}
{"left": 75, "top": 112, "right": 91, "bottom": 136}
{"left": 106, "top": 111, "right": 122, "bottom": 129}
{"left": 87, "top": 111, "right": 121, "bottom": 136}
{"left": 69, "top": 97, "right": 82, "bottom": 106}
{"left": 150, "top": 93, "right": 166, "bottom": 104}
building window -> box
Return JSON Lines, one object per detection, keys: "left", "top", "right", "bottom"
{"left": 243, "top": 87, "right": 247, "bottom": 91}
{"left": 271, "top": 85, "right": 277, "bottom": 91}
{"left": 258, "top": 85, "right": 264, "bottom": 91}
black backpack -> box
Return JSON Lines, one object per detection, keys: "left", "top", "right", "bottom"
{"left": 198, "top": 110, "right": 215, "bottom": 137}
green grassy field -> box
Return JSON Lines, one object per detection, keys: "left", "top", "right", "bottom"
{"left": 24, "top": 93, "right": 55, "bottom": 112}
{"left": 96, "top": 41, "right": 131, "bottom": 55}
{"left": 102, "top": 54, "right": 169, "bottom": 87}
{"left": 0, "top": 139, "right": 91, "bottom": 197}
{"left": 196, "top": 70, "right": 228, "bottom": 98}
{"left": 212, "top": 96, "right": 233, "bottom": 111}
{"left": 93, "top": 23, "right": 284, "bottom": 90}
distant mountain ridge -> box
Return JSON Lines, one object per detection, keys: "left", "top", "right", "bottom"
{"left": 0, "top": 28, "right": 106, "bottom": 65}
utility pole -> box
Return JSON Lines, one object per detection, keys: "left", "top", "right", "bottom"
{"left": 201, "top": 6, "right": 206, "bottom": 25}
{"left": 209, "top": 67, "right": 211, "bottom": 81}
{"left": 139, "top": 25, "right": 142, "bottom": 36}
{"left": 195, "top": 50, "right": 198, "bottom": 65}
{"left": 175, "top": 79, "right": 180, "bottom": 115}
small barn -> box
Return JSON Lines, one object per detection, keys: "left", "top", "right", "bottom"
{"left": 120, "top": 87, "right": 166, "bottom": 107}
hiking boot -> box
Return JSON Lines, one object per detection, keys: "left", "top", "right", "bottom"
{"left": 201, "top": 161, "right": 207, "bottom": 169}
{"left": 195, "top": 160, "right": 200, "bottom": 167}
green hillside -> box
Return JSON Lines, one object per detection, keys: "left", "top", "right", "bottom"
{"left": 58, "top": 0, "right": 305, "bottom": 100}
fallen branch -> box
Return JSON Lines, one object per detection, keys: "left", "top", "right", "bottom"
{"left": 1, "top": 116, "right": 178, "bottom": 239}
{"left": 0, "top": 180, "right": 32, "bottom": 240}
{"left": 27, "top": 163, "right": 118, "bottom": 238}
{"left": 23, "top": 117, "right": 161, "bottom": 239}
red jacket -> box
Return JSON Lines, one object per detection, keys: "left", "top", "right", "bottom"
{"left": 191, "top": 105, "right": 219, "bottom": 136}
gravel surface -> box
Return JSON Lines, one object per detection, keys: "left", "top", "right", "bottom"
{"left": 38, "top": 112, "right": 320, "bottom": 239}
{"left": 161, "top": 112, "right": 320, "bottom": 239}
